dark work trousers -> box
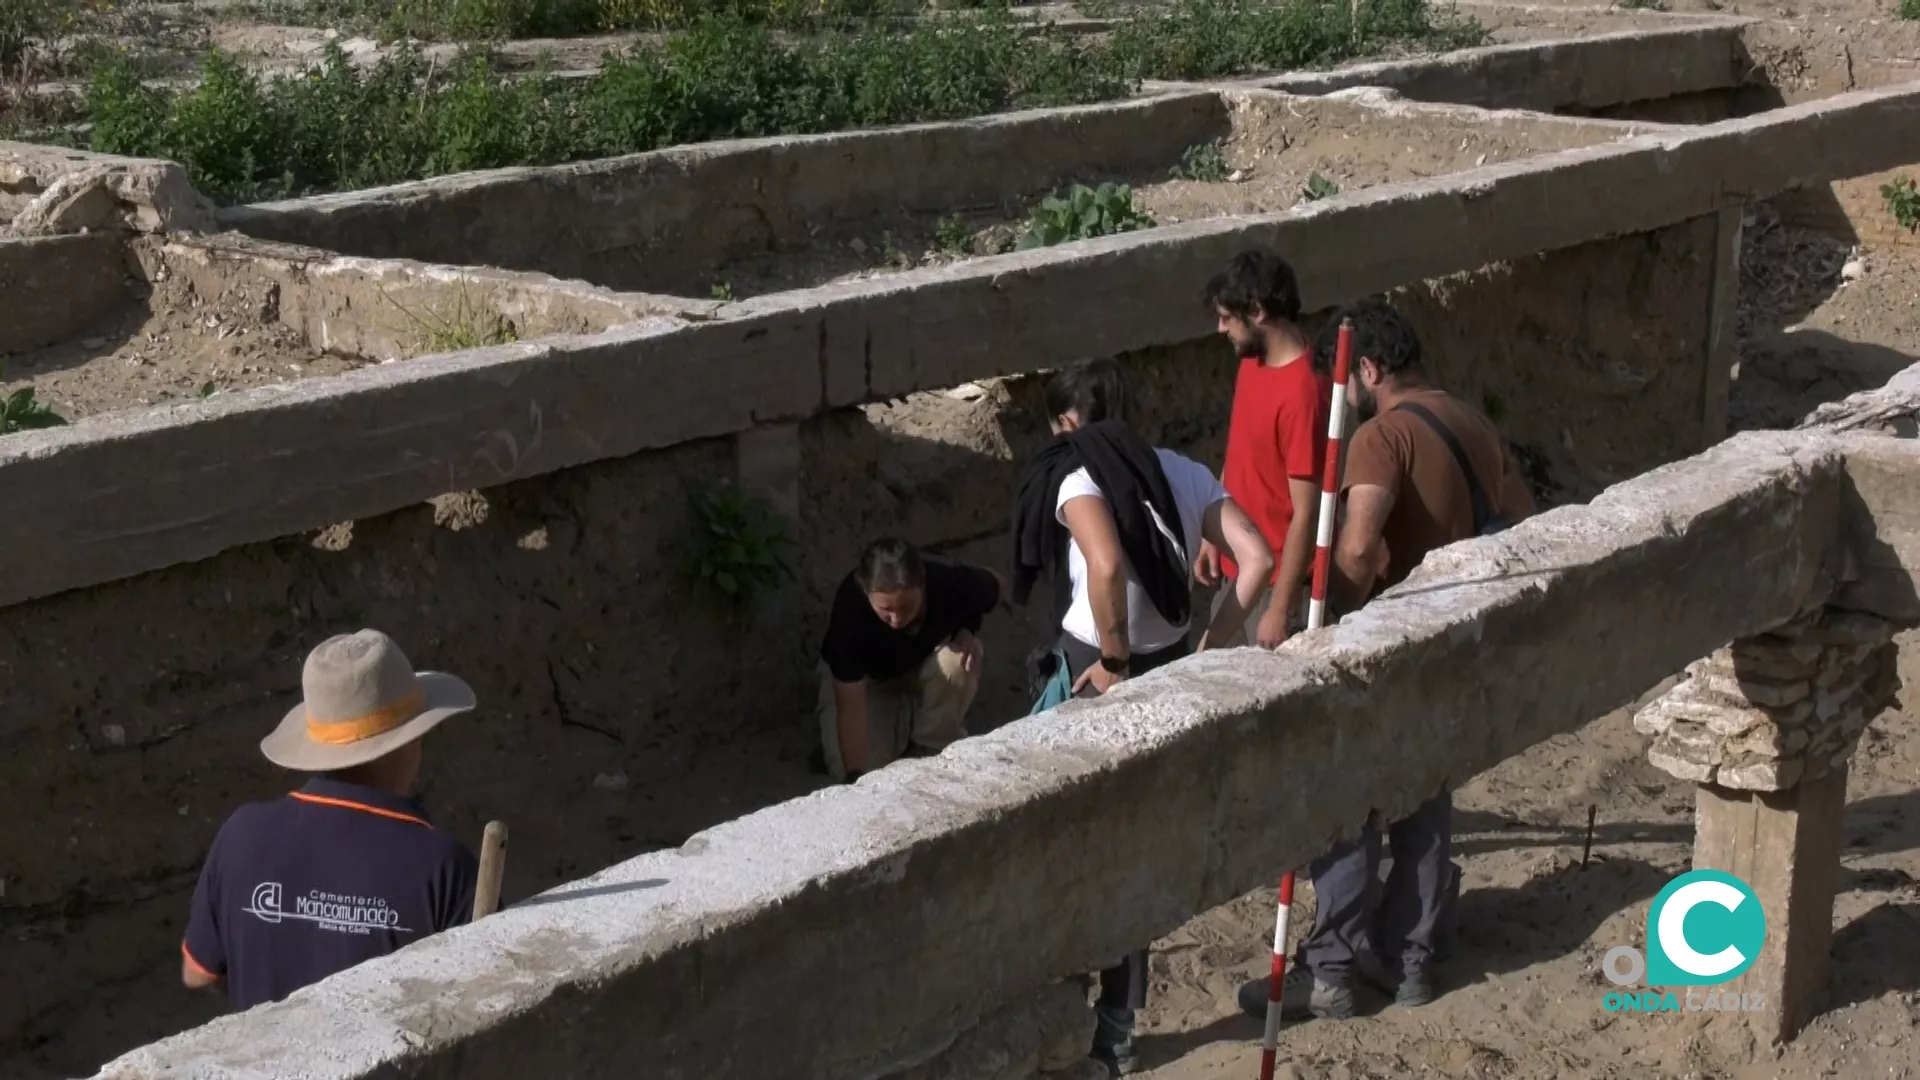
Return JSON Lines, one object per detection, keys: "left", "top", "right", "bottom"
{"left": 1303, "top": 789, "right": 1454, "bottom": 980}
{"left": 1058, "top": 632, "right": 1193, "bottom": 1030}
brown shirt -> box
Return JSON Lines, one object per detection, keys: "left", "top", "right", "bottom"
{"left": 1341, "top": 388, "right": 1536, "bottom": 588}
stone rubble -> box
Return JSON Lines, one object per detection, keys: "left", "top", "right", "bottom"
{"left": 1634, "top": 608, "right": 1903, "bottom": 791}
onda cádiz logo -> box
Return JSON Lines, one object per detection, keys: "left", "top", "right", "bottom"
{"left": 1600, "top": 869, "right": 1768, "bottom": 1014}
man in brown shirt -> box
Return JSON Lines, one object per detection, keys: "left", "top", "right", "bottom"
{"left": 1242, "top": 297, "right": 1534, "bottom": 1025}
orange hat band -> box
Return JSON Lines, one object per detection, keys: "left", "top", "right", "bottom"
{"left": 306, "top": 687, "right": 426, "bottom": 745}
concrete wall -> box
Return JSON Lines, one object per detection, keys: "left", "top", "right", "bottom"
{"left": 0, "top": 233, "right": 135, "bottom": 354}
{"left": 1254, "top": 20, "right": 1748, "bottom": 111}
{"left": 215, "top": 92, "right": 1233, "bottom": 289}
{"left": 135, "top": 235, "right": 702, "bottom": 362}
{"left": 9, "top": 81, "right": 1919, "bottom": 616}
{"left": 87, "top": 373, "right": 1920, "bottom": 1077}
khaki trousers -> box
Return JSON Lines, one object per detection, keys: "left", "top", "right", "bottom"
{"left": 1209, "top": 580, "right": 1308, "bottom": 647}
{"left": 817, "top": 644, "right": 980, "bottom": 781}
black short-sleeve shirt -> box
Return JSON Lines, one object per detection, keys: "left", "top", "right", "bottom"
{"left": 181, "top": 777, "right": 478, "bottom": 1011}
{"left": 820, "top": 561, "right": 1001, "bottom": 684}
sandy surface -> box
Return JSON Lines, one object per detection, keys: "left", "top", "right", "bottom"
{"left": 0, "top": 273, "right": 365, "bottom": 421}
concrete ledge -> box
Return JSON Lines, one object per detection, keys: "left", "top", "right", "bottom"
{"left": 5, "top": 82, "right": 1920, "bottom": 611}
{"left": 89, "top": 426, "right": 1852, "bottom": 1080}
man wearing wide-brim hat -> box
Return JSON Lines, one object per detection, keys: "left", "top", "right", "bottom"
{"left": 179, "top": 629, "right": 481, "bottom": 1011}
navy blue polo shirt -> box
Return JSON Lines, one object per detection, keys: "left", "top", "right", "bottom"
{"left": 182, "top": 777, "right": 478, "bottom": 1011}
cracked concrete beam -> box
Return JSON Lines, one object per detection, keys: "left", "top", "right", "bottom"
{"left": 90, "top": 427, "right": 1852, "bottom": 1080}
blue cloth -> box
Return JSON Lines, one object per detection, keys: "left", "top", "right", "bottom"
{"left": 182, "top": 777, "right": 477, "bottom": 1010}
{"left": 1028, "top": 646, "right": 1075, "bottom": 715}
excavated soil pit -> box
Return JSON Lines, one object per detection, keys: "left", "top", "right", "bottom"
{"left": 0, "top": 233, "right": 691, "bottom": 423}
{"left": 707, "top": 91, "right": 1651, "bottom": 299}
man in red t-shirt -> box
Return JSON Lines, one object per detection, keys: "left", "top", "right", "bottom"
{"left": 1197, "top": 250, "right": 1333, "bottom": 647}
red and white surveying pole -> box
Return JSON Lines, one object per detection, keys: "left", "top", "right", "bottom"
{"left": 1258, "top": 318, "right": 1355, "bottom": 1080}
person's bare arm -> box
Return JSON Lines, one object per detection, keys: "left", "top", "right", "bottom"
{"left": 1258, "top": 476, "right": 1321, "bottom": 644}
{"left": 832, "top": 679, "right": 872, "bottom": 776}
{"left": 1198, "top": 498, "right": 1273, "bottom": 650}
{"left": 1330, "top": 484, "right": 1394, "bottom": 617}
{"left": 181, "top": 953, "right": 221, "bottom": 991}
{"left": 1061, "top": 494, "right": 1130, "bottom": 691}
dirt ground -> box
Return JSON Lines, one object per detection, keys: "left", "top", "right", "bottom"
{"left": 0, "top": 268, "right": 365, "bottom": 420}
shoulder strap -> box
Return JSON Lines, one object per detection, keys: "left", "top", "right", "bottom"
{"left": 1396, "top": 401, "right": 1494, "bottom": 535}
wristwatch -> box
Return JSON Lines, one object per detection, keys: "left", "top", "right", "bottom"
{"left": 1099, "top": 655, "right": 1131, "bottom": 675}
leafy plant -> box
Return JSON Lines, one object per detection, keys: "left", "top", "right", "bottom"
{"left": 1613, "top": 0, "right": 1667, "bottom": 11}
{"left": 1902, "top": 0, "right": 1920, "bottom": 20}
{"left": 1169, "top": 139, "right": 1229, "bottom": 182}
{"left": 1016, "top": 182, "right": 1155, "bottom": 250}
{"left": 932, "top": 213, "right": 972, "bottom": 254}
{"left": 710, "top": 280, "right": 736, "bottom": 301}
{"left": 679, "top": 482, "right": 797, "bottom": 612}
{"left": 1299, "top": 171, "right": 1340, "bottom": 202}
{"left": 1, "top": 365, "right": 67, "bottom": 434}
{"left": 1883, "top": 175, "right": 1920, "bottom": 233}
{"left": 60, "top": 2, "right": 1478, "bottom": 204}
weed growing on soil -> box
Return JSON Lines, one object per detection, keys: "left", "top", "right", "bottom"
{"left": 0, "top": 365, "right": 67, "bottom": 434}
{"left": 1170, "top": 139, "right": 1229, "bottom": 182}
{"left": 1017, "top": 182, "right": 1154, "bottom": 249}
{"left": 72, "top": 1, "right": 1481, "bottom": 202}
{"left": 1884, "top": 175, "right": 1920, "bottom": 232}
{"left": 1103, "top": 0, "right": 1486, "bottom": 81}
{"left": 933, "top": 213, "right": 973, "bottom": 253}
{"left": 1613, "top": 0, "right": 1668, "bottom": 11}
{"left": 680, "top": 482, "right": 798, "bottom": 613}
{"left": 1897, "top": 0, "right": 1919, "bottom": 17}
{"left": 296, "top": 0, "right": 923, "bottom": 40}
{"left": 390, "top": 284, "right": 520, "bottom": 352}
{"left": 1299, "top": 171, "right": 1339, "bottom": 202}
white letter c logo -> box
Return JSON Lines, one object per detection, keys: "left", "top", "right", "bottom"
{"left": 1657, "top": 879, "right": 1747, "bottom": 978}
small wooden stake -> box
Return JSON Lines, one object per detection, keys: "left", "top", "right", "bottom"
{"left": 473, "top": 820, "right": 509, "bottom": 920}
{"left": 1581, "top": 805, "right": 1597, "bottom": 868}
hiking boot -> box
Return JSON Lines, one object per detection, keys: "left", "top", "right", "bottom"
{"left": 1236, "top": 966, "right": 1355, "bottom": 1022}
{"left": 1354, "top": 952, "right": 1436, "bottom": 1008}
{"left": 1395, "top": 967, "right": 1435, "bottom": 1007}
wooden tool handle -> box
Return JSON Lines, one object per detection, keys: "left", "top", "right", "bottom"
{"left": 473, "top": 820, "right": 509, "bottom": 921}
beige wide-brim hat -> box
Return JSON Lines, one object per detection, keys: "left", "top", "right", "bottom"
{"left": 261, "top": 629, "right": 476, "bottom": 772}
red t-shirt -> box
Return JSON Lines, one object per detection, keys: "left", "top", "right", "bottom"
{"left": 1220, "top": 355, "right": 1332, "bottom": 581}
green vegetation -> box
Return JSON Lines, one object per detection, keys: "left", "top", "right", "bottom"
{"left": 1169, "top": 138, "right": 1228, "bottom": 182}
{"left": 1016, "top": 181, "right": 1153, "bottom": 249}
{"left": 932, "top": 213, "right": 973, "bottom": 253}
{"left": 1298, "top": 170, "right": 1339, "bottom": 202}
{"left": 285, "top": 0, "right": 928, "bottom": 41}
{"left": 1901, "top": 0, "right": 1920, "bottom": 19}
{"left": 1, "top": 365, "right": 68, "bottom": 435}
{"left": 52, "top": 1, "right": 1484, "bottom": 204}
{"left": 1884, "top": 175, "right": 1920, "bottom": 233}
{"left": 388, "top": 283, "right": 520, "bottom": 351}
{"left": 679, "top": 482, "right": 797, "bottom": 612}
